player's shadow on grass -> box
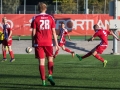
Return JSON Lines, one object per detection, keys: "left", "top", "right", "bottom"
{"left": 55, "top": 85, "right": 120, "bottom": 90}
{"left": 0, "top": 74, "right": 39, "bottom": 79}
{"left": 65, "top": 40, "right": 90, "bottom": 52}
{"left": 1, "top": 82, "right": 120, "bottom": 90}
{"left": 0, "top": 74, "right": 119, "bottom": 90}
{"left": 53, "top": 40, "right": 90, "bottom": 53}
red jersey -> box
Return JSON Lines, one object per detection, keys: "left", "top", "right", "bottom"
{"left": 93, "top": 29, "right": 111, "bottom": 45}
{"left": 2, "top": 23, "right": 12, "bottom": 39}
{"left": 33, "top": 13, "right": 55, "bottom": 46}
{"left": 59, "top": 28, "right": 68, "bottom": 43}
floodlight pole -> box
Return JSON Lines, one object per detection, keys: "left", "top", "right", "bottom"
{"left": 113, "top": 0, "right": 118, "bottom": 54}
{"left": 24, "top": 0, "right": 26, "bottom": 14}
{"left": 77, "top": 0, "right": 78, "bottom": 14}
{"left": 1, "top": 0, "right": 2, "bottom": 14}
{"left": 55, "top": 0, "right": 57, "bottom": 14}
{"left": 85, "top": 0, "right": 88, "bottom": 14}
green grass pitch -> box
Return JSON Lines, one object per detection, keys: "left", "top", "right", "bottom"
{"left": 0, "top": 54, "right": 120, "bottom": 90}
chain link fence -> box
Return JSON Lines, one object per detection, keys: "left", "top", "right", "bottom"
{"left": 0, "top": 4, "right": 109, "bottom": 14}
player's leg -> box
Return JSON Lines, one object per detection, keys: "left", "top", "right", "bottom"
{"left": 47, "top": 57, "right": 55, "bottom": 86}
{"left": 7, "top": 39, "right": 15, "bottom": 62}
{"left": 36, "top": 46, "right": 46, "bottom": 86}
{"left": 45, "top": 46, "right": 55, "bottom": 86}
{"left": 92, "top": 46, "right": 107, "bottom": 67}
{"left": 39, "top": 58, "right": 46, "bottom": 86}
{"left": 8, "top": 46, "right": 15, "bottom": 62}
{"left": 92, "top": 51, "right": 104, "bottom": 62}
{"left": 61, "top": 45, "right": 75, "bottom": 57}
{"left": 76, "top": 48, "right": 95, "bottom": 61}
{"left": 1, "top": 44, "right": 7, "bottom": 62}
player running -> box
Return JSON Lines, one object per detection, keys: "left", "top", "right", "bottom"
{"left": 76, "top": 24, "right": 120, "bottom": 67}
{"left": 53, "top": 22, "right": 74, "bottom": 58}
{"left": 32, "top": 2, "right": 59, "bottom": 86}
{"left": 1, "top": 17, "right": 15, "bottom": 62}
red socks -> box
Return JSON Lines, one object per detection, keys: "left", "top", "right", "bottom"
{"left": 39, "top": 65, "right": 45, "bottom": 80}
{"left": 54, "top": 48, "right": 72, "bottom": 57}
{"left": 94, "top": 54, "right": 104, "bottom": 62}
{"left": 9, "top": 51, "right": 14, "bottom": 59}
{"left": 82, "top": 52, "right": 92, "bottom": 59}
{"left": 39, "top": 62, "right": 54, "bottom": 80}
{"left": 65, "top": 48, "right": 71, "bottom": 53}
{"left": 3, "top": 50, "right": 6, "bottom": 59}
{"left": 3, "top": 50, "right": 14, "bottom": 59}
{"left": 48, "top": 62, "right": 53, "bottom": 75}
{"left": 80, "top": 51, "right": 104, "bottom": 62}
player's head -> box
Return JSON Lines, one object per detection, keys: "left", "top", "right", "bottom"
{"left": 38, "top": 2, "right": 47, "bottom": 13}
{"left": 61, "top": 22, "right": 65, "bottom": 28}
{"left": 2, "top": 17, "right": 7, "bottom": 24}
{"left": 93, "top": 24, "right": 99, "bottom": 31}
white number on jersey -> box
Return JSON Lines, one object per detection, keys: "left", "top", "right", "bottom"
{"left": 40, "top": 20, "right": 50, "bottom": 30}
{"left": 102, "top": 31, "right": 107, "bottom": 36}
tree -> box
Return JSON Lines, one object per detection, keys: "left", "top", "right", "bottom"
{"left": 2, "top": 0, "right": 22, "bottom": 14}
{"left": 58, "top": 0, "right": 77, "bottom": 14}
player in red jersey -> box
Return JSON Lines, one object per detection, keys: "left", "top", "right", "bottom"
{"left": 76, "top": 24, "right": 120, "bottom": 67}
{"left": 32, "top": 2, "right": 59, "bottom": 86}
{"left": 53, "top": 22, "right": 74, "bottom": 58}
{"left": 1, "top": 17, "right": 15, "bottom": 62}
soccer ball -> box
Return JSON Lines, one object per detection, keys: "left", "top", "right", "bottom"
{"left": 26, "top": 47, "right": 32, "bottom": 53}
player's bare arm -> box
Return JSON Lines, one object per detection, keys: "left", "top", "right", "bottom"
{"left": 67, "top": 34, "right": 71, "bottom": 41}
{"left": 88, "top": 37, "right": 95, "bottom": 42}
{"left": 52, "top": 28, "right": 59, "bottom": 50}
{"left": 110, "top": 30, "right": 120, "bottom": 41}
{"left": 32, "top": 28, "right": 36, "bottom": 47}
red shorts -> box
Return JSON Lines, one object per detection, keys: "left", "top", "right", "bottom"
{"left": 2, "top": 39, "right": 12, "bottom": 46}
{"left": 58, "top": 40, "right": 66, "bottom": 47}
{"left": 95, "top": 45, "right": 107, "bottom": 54}
{"left": 59, "top": 38, "right": 66, "bottom": 47}
{"left": 35, "top": 46, "right": 53, "bottom": 59}
{"left": 58, "top": 43, "right": 65, "bottom": 47}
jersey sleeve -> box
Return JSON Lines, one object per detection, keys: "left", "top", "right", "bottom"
{"left": 33, "top": 18, "right": 36, "bottom": 29}
{"left": 93, "top": 32, "right": 99, "bottom": 37}
{"left": 31, "top": 17, "right": 35, "bottom": 28}
{"left": 51, "top": 16, "right": 55, "bottom": 29}
{"left": 106, "top": 30, "right": 111, "bottom": 35}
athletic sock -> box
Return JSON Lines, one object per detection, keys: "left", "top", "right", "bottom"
{"left": 94, "top": 54, "right": 104, "bottom": 62}
{"left": 82, "top": 51, "right": 92, "bottom": 59}
{"left": 48, "top": 62, "right": 54, "bottom": 75}
{"left": 39, "top": 65, "right": 45, "bottom": 80}
{"left": 65, "top": 48, "right": 71, "bottom": 53}
{"left": 3, "top": 50, "right": 6, "bottom": 59}
{"left": 9, "top": 51, "right": 14, "bottom": 59}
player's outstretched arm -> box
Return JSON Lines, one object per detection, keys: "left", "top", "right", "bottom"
{"left": 67, "top": 34, "right": 71, "bottom": 41}
{"left": 110, "top": 30, "right": 120, "bottom": 41}
{"left": 88, "top": 37, "right": 95, "bottom": 42}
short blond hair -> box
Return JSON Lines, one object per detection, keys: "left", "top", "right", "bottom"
{"left": 38, "top": 2, "right": 47, "bottom": 12}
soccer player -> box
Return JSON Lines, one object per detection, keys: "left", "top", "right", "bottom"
{"left": 53, "top": 22, "right": 74, "bottom": 58}
{"left": 1, "top": 17, "right": 15, "bottom": 62}
{"left": 76, "top": 24, "right": 120, "bottom": 67}
{"left": 32, "top": 2, "right": 59, "bottom": 86}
